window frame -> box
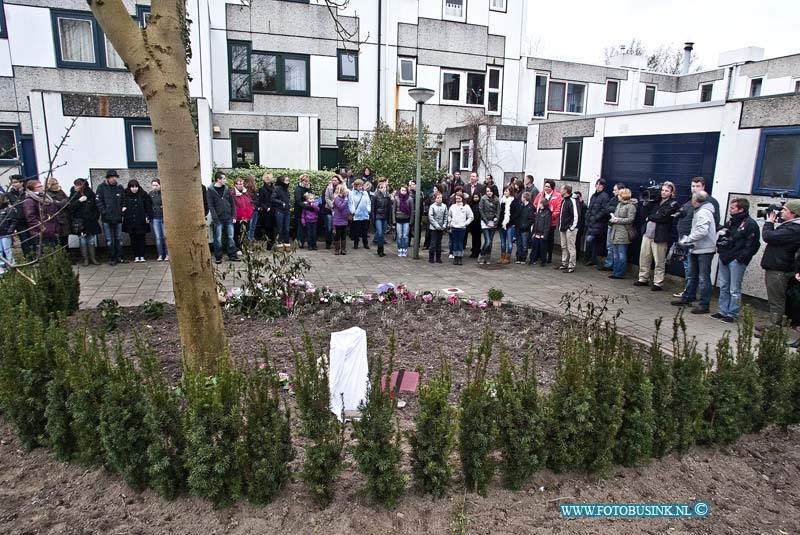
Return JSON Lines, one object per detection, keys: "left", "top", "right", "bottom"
{"left": 699, "top": 83, "right": 713, "bottom": 103}
{"left": 228, "top": 40, "right": 252, "bottom": 102}
{"left": 397, "top": 56, "right": 416, "bottom": 86}
{"left": 792, "top": 78, "right": 799, "bottom": 94}
{"left": 0, "top": 0, "right": 8, "bottom": 39}
{"left": 561, "top": 137, "right": 583, "bottom": 181}
{"left": 124, "top": 119, "right": 157, "bottom": 169}
{"left": 443, "top": 0, "right": 467, "bottom": 23}
{"left": 752, "top": 127, "right": 800, "bottom": 196}
{"left": 135, "top": 5, "right": 150, "bottom": 28}
{"left": 545, "top": 80, "right": 586, "bottom": 115}
{"left": 489, "top": 0, "right": 507, "bottom": 13}
{"left": 533, "top": 73, "right": 548, "bottom": 117}
{"left": 643, "top": 84, "right": 657, "bottom": 107}
{"left": 231, "top": 131, "right": 260, "bottom": 169}
{"left": 51, "top": 9, "right": 125, "bottom": 71}
{"left": 459, "top": 140, "right": 472, "bottom": 171}
{"left": 465, "top": 71, "right": 486, "bottom": 106}
{"left": 440, "top": 67, "right": 495, "bottom": 108}
{"left": 605, "top": 79, "right": 619, "bottom": 105}
{"left": 486, "top": 66, "right": 503, "bottom": 115}
{"left": 228, "top": 41, "right": 311, "bottom": 100}
{"left": 749, "top": 78, "right": 763, "bottom": 97}
{"left": 0, "top": 124, "right": 20, "bottom": 164}
{"left": 337, "top": 49, "right": 359, "bottom": 82}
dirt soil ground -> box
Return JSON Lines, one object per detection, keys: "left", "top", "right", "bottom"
{"left": 1, "top": 302, "right": 799, "bottom": 534}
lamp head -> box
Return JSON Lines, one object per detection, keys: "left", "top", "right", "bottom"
{"left": 408, "top": 87, "right": 435, "bottom": 104}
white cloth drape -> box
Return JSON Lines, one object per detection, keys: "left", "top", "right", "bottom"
{"left": 59, "top": 18, "right": 95, "bottom": 63}
{"left": 328, "top": 327, "right": 369, "bottom": 421}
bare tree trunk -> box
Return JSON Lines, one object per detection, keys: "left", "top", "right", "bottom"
{"left": 89, "top": 0, "right": 225, "bottom": 374}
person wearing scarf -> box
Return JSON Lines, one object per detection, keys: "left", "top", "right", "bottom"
{"left": 45, "top": 177, "right": 71, "bottom": 248}
{"left": 22, "top": 179, "right": 61, "bottom": 253}
{"left": 393, "top": 185, "right": 414, "bottom": 257}
{"left": 497, "top": 186, "right": 519, "bottom": 265}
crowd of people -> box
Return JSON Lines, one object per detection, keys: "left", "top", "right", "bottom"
{"left": 3, "top": 167, "right": 800, "bottom": 337}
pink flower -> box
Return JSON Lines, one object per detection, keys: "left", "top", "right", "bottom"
{"left": 306, "top": 288, "right": 315, "bottom": 295}
{"left": 422, "top": 294, "right": 433, "bottom": 303}
{"left": 466, "top": 299, "right": 477, "bottom": 308}
{"left": 478, "top": 300, "right": 488, "bottom": 309}
{"left": 258, "top": 363, "right": 267, "bottom": 370}
{"left": 447, "top": 295, "right": 458, "bottom": 305}
{"left": 364, "top": 294, "right": 373, "bottom": 302}
{"left": 391, "top": 297, "right": 398, "bottom": 303}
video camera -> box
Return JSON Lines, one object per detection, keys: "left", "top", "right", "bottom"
{"left": 756, "top": 191, "right": 790, "bottom": 221}
{"left": 639, "top": 180, "right": 663, "bottom": 207}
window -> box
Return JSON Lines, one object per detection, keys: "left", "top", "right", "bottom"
{"left": 605, "top": 80, "right": 619, "bottom": 104}
{"left": 753, "top": 128, "right": 800, "bottom": 195}
{"left": 398, "top": 57, "right": 416, "bottom": 85}
{"left": 136, "top": 5, "right": 151, "bottom": 28}
{"left": 533, "top": 74, "right": 547, "bottom": 117}
{"left": 442, "top": 70, "right": 462, "bottom": 102}
{"left": 448, "top": 149, "right": 460, "bottom": 174}
{"left": 124, "top": 119, "right": 156, "bottom": 168}
{"left": 700, "top": 83, "right": 713, "bottom": 103}
{"left": 443, "top": 0, "right": 467, "bottom": 22}
{"left": 486, "top": 66, "right": 502, "bottom": 114}
{"left": 460, "top": 140, "right": 471, "bottom": 171}
{"left": 337, "top": 49, "right": 358, "bottom": 82}
{"left": 51, "top": 10, "right": 124, "bottom": 70}
{"left": 228, "top": 41, "right": 310, "bottom": 100}
{"left": 543, "top": 80, "right": 585, "bottom": 114}
{"left": 337, "top": 138, "right": 356, "bottom": 169}
{"left": 795, "top": 79, "right": 800, "bottom": 93}
{"left": 0, "top": 127, "right": 18, "bottom": 162}
{"left": 466, "top": 72, "right": 485, "bottom": 105}
{"left": 566, "top": 84, "right": 585, "bottom": 113}
{"left": 0, "top": 0, "right": 8, "bottom": 39}
{"left": 231, "top": 132, "right": 259, "bottom": 168}
{"left": 489, "top": 0, "right": 507, "bottom": 12}
{"left": 561, "top": 138, "right": 582, "bottom": 180}
{"left": 750, "top": 78, "right": 762, "bottom": 97}
{"left": 644, "top": 84, "right": 656, "bottom": 107}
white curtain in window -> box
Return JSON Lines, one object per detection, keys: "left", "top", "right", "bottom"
{"left": 445, "top": 0, "right": 465, "bottom": 18}
{"left": 59, "top": 18, "right": 95, "bottom": 63}
{"left": 132, "top": 126, "right": 157, "bottom": 162}
{"left": 285, "top": 59, "right": 307, "bottom": 92}
{"left": 105, "top": 36, "right": 125, "bottom": 69}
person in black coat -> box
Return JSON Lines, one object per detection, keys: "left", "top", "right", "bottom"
{"left": 122, "top": 179, "right": 154, "bottom": 263}
{"left": 635, "top": 182, "right": 680, "bottom": 291}
{"left": 96, "top": 169, "right": 126, "bottom": 265}
{"left": 514, "top": 191, "right": 536, "bottom": 263}
{"left": 583, "top": 179, "right": 610, "bottom": 266}
{"left": 271, "top": 175, "right": 291, "bottom": 244}
{"left": 69, "top": 178, "right": 102, "bottom": 265}
{"left": 714, "top": 198, "right": 760, "bottom": 322}
{"left": 557, "top": 184, "right": 580, "bottom": 272}
{"left": 761, "top": 199, "right": 800, "bottom": 327}
{"left": 257, "top": 173, "right": 276, "bottom": 248}
{"left": 293, "top": 175, "right": 311, "bottom": 247}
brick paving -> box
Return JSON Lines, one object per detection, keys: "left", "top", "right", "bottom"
{"left": 75, "top": 238, "right": 774, "bottom": 351}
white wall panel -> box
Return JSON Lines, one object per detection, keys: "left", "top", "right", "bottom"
{"left": 7, "top": 5, "right": 56, "bottom": 68}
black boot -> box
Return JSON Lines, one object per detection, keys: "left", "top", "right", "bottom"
{"left": 435, "top": 250, "right": 442, "bottom": 263}
{"left": 428, "top": 249, "right": 435, "bottom": 263}
{"left": 378, "top": 245, "right": 385, "bottom": 257}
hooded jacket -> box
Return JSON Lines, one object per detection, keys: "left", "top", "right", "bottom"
{"left": 332, "top": 195, "right": 351, "bottom": 226}
{"left": 761, "top": 218, "right": 800, "bottom": 272}
{"left": 348, "top": 189, "right": 371, "bottom": 221}
{"left": 644, "top": 197, "right": 680, "bottom": 243}
{"left": 95, "top": 180, "right": 125, "bottom": 224}
{"left": 271, "top": 181, "right": 290, "bottom": 213}
{"left": 122, "top": 189, "right": 154, "bottom": 234}
{"left": 533, "top": 190, "right": 562, "bottom": 227}
{"left": 428, "top": 202, "right": 448, "bottom": 231}
{"left": 585, "top": 189, "right": 611, "bottom": 236}
{"left": 448, "top": 202, "right": 474, "bottom": 229}
{"left": 207, "top": 184, "right": 235, "bottom": 223}
{"left": 68, "top": 187, "right": 102, "bottom": 236}
{"left": 717, "top": 211, "right": 760, "bottom": 266}
{"left": 610, "top": 198, "right": 638, "bottom": 245}
{"left": 558, "top": 194, "right": 580, "bottom": 232}
{"left": 683, "top": 202, "right": 716, "bottom": 254}
{"left": 478, "top": 194, "right": 499, "bottom": 227}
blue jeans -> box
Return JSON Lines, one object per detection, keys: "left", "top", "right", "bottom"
{"left": 682, "top": 252, "right": 713, "bottom": 307}
{"left": 324, "top": 213, "right": 333, "bottom": 244}
{"left": 603, "top": 227, "right": 614, "bottom": 268}
{"left": 718, "top": 260, "right": 746, "bottom": 319}
{"left": 0, "top": 236, "right": 13, "bottom": 274}
{"left": 584, "top": 233, "right": 601, "bottom": 264}
{"left": 481, "top": 228, "right": 496, "bottom": 256}
{"left": 516, "top": 231, "right": 530, "bottom": 261}
{"left": 451, "top": 228, "right": 466, "bottom": 256}
{"left": 248, "top": 211, "right": 258, "bottom": 241}
{"left": 152, "top": 218, "right": 167, "bottom": 258}
{"left": 213, "top": 221, "right": 236, "bottom": 259}
{"left": 374, "top": 218, "right": 387, "bottom": 247}
{"left": 102, "top": 221, "right": 123, "bottom": 260}
{"left": 611, "top": 243, "right": 628, "bottom": 278}
{"left": 276, "top": 211, "right": 290, "bottom": 243}
{"left": 396, "top": 221, "right": 410, "bottom": 250}
{"left": 78, "top": 235, "right": 97, "bottom": 248}
{"left": 500, "top": 226, "right": 516, "bottom": 254}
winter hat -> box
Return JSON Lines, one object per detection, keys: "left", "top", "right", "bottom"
{"left": 784, "top": 199, "right": 800, "bottom": 216}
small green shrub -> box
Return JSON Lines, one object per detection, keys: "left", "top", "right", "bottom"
{"left": 98, "top": 299, "right": 122, "bottom": 332}
{"left": 701, "top": 335, "right": 745, "bottom": 445}
{"left": 496, "top": 348, "right": 545, "bottom": 490}
{"left": 649, "top": 320, "right": 675, "bottom": 458}
{"left": 45, "top": 352, "right": 76, "bottom": 462}
{"left": 99, "top": 342, "right": 151, "bottom": 491}
{"left": 183, "top": 354, "right": 243, "bottom": 507}
{"left": 487, "top": 288, "right": 504, "bottom": 302}
{"left": 353, "top": 334, "right": 405, "bottom": 508}
{"left": 614, "top": 344, "right": 654, "bottom": 467}
{"left": 757, "top": 323, "right": 789, "bottom": 422}
{"left": 670, "top": 317, "right": 709, "bottom": 454}
{"left": 776, "top": 351, "right": 800, "bottom": 428}
{"left": 459, "top": 329, "right": 497, "bottom": 495}
{"left": 140, "top": 299, "right": 165, "bottom": 321}
{"left": 293, "top": 333, "right": 344, "bottom": 506}
{"left": 241, "top": 353, "right": 293, "bottom": 505}
{"left": 587, "top": 324, "right": 624, "bottom": 473}
{"left": 139, "top": 338, "right": 185, "bottom": 500}
{"left": 222, "top": 167, "right": 333, "bottom": 197}
{"left": 409, "top": 357, "right": 456, "bottom": 497}
{"left": 734, "top": 307, "right": 763, "bottom": 433}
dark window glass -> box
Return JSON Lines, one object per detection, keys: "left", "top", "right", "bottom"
{"left": 338, "top": 50, "right": 358, "bottom": 80}
{"left": 231, "top": 73, "right": 251, "bottom": 100}
{"left": 644, "top": 85, "right": 656, "bottom": 106}
{"left": 562, "top": 140, "right": 582, "bottom": 179}
{"left": 566, "top": 84, "right": 585, "bottom": 113}
{"left": 232, "top": 132, "right": 259, "bottom": 168}
{"left": 0, "top": 129, "right": 17, "bottom": 160}
{"left": 400, "top": 59, "right": 414, "bottom": 82}
{"left": 700, "top": 84, "right": 713, "bottom": 102}
{"left": 758, "top": 134, "right": 800, "bottom": 190}
{"left": 489, "top": 69, "right": 500, "bottom": 89}
{"left": 252, "top": 53, "right": 277, "bottom": 92}
{"left": 750, "top": 78, "right": 762, "bottom": 97}
{"left": 548, "top": 81, "right": 565, "bottom": 112}
{"left": 466, "top": 72, "right": 485, "bottom": 105}
{"left": 605, "top": 80, "right": 619, "bottom": 103}
{"left": 230, "top": 44, "right": 249, "bottom": 71}
{"left": 284, "top": 57, "right": 308, "bottom": 92}
{"left": 488, "top": 92, "right": 499, "bottom": 112}
{"left": 443, "top": 72, "right": 461, "bottom": 101}
{"left": 534, "top": 75, "right": 547, "bottom": 116}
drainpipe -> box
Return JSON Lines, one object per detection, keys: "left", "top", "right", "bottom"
{"left": 376, "top": 0, "right": 382, "bottom": 125}
{"left": 681, "top": 42, "right": 694, "bottom": 75}
{"left": 725, "top": 65, "right": 735, "bottom": 100}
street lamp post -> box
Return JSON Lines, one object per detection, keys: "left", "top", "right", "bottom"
{"left": 408, "top": 87, "right": 434, "bottom": 260}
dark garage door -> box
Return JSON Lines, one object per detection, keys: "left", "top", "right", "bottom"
{"left": 600, "top": 132, "right": 721, "bottom": 268}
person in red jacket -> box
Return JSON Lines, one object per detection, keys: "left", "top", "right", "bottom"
{"left": 232, "top": 177, "right": 255, "bottom": 253}
{"left": 533, "top": 179, "right": 562, "bottom": 264}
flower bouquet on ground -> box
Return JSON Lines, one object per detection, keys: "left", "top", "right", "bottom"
{"left": 487, "top": 288, "right": 504, "bottom": 307}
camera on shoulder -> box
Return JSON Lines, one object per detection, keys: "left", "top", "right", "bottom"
{"left": 756, "top": 191, "right": 790, "bottom": 221}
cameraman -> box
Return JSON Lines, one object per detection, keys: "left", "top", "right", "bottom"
{"left": 713, "top": 199, "right": 760, "bottom": 322}
{"left": 635, "top": 181, "right": 679, "bottom": 291}
{"left": 760, "top": 200, "right": 800, "bottom": 329}
{"left": 674, "top": 177, "right": 720, "bottom": 299}
{"left": 671, "top": 191, "right": 716, "bottom": 314}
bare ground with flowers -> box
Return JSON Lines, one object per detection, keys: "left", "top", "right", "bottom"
{"left": 1, "top": 301, "right": 799, "bottom": 534}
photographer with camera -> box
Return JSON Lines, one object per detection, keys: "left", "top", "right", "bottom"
{"left": 671, "top": 191, "right": 716, "bottom": 314}
{"left": 635, "top": 181, "right": 680, "bottom": 291}
{"left": 674, "top": 176, "right": 720, "bottom": 300}
{"left": 713, "top": 199, "right": 760, "bottom": 323}
{"left": 759, "top": 199, "right": 800, "bottom": 330}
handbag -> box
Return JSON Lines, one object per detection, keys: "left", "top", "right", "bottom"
{"left": 626, "top": 224, "right": 638, "bottom": 242}
{"left": 71, "top": 219, "right": 84, "bottom": 236}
